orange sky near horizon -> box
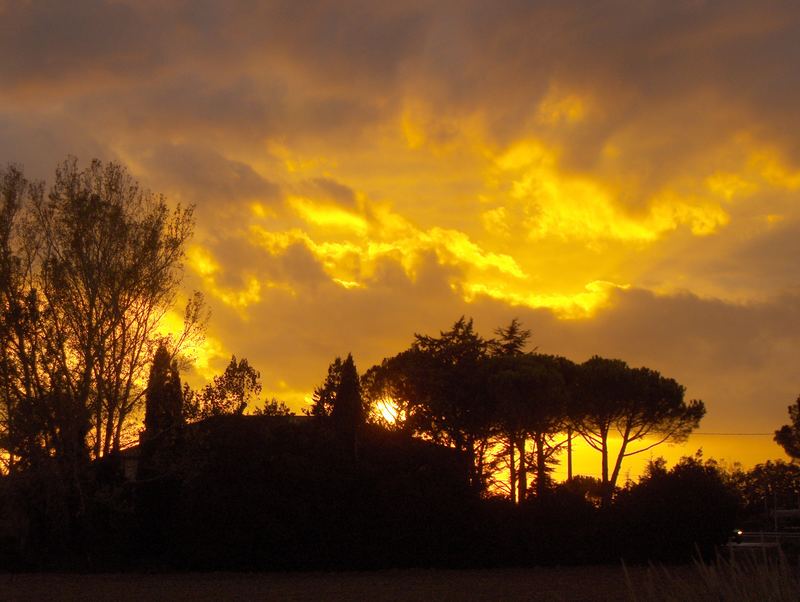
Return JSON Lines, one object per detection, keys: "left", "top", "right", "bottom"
{"left": 1, "top": 0, "right": 799, "bottom": 479}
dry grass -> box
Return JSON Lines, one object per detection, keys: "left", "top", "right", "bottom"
{"left": 627, "top": 553, "right": 800, "bottom": 601}
{"left": 1, "top": 560, "right": 793, "bottom": 601}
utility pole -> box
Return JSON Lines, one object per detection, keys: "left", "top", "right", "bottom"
{"left": 567, "top": 426, "right": 573, "bottom": 482}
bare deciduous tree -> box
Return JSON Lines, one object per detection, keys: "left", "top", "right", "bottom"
{"left": 0, "top": 158, "right": 201, "bottom": 468}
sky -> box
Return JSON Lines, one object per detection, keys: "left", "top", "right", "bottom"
{"left": 1, "top": 0, "right": 799, "bottom": 478}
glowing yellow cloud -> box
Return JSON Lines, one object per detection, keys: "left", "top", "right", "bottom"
{"left": 702, "top": 138, "right": 800, "bottom": 205}
{"left": 192, "top": 113, "right": 800, "bottom": 331}
{"left": 250, "top": 199, "right": 526, "bottom": 289}
{"left": 481, "top": 206, "right": 510, "bottom": 238}
{"left": 705, "top": 172, "right": 757, "bottom": 200}
{"left": 156, "top": 308, "right": 226, "bottom": 384}
{"left": 187, "top": 245, "right": 282, "bottom": 312}
{"left": 268, "top": 142, "right": 337, "bottom": 174}
{"left": 288, "top": 195, "right": 368, "bottom": 234}
{"left": 188, "top": 245, "right": 219, "bottom": 277}
{"left": 648, "top": 191, "right": 730, "bottom": 236}
{"left": 749, "top": 147, "right": 800, "bottom": 190}
{"left": 401, "top": 105, "right": 427, "bottom": 150}
{"left": 398, "top": 99, "right": 485, "bottom": 153}
{"left": 426, "top": 228, "right": 525, "bottom": 277}
{"left": 464, "top": 280, "right": 629, "bottom": 319}
{"left": 332, "top": 278, "right": 361, "bottom": 289}
{"left": 250, "top": 202, "right": 277, "bottom": 219}
{"left": 493, "top": 140, "right": 731, "bottom": 242}
{"left": 536, "top": 87, "right": 588, "bottom": 125}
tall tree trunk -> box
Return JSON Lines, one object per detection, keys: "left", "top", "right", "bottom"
{"left": 112, "top": 413, "right": 124, "bottom": 454}
{"left": 466, "top": 436, "right": 478, "bottom": 491}
{"left": 609, "top": 424, "right": 631, "bottom": 492}
{"left": 103, "top": 406, "right": 115, "bottom": 457}
{"left": 535, "top": 433, "right": 547, "bottom": 497}
{"left": 567, "top": 426, "right": 573, "bottom": 482}
{"left": 600, "top": 426, "right": 612, "bottom": 507}
{"left": 91, "top": 377, "right": 102, "bottom": 459}
{"left": 517, "top": 436, "right": 527, "bottom": 503}
{"left": 508, "top": 434, "right": 516, "bottom": 504}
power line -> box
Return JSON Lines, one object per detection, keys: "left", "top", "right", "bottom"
{"left": 690, "top": 432, "right": 773, "bottom": 436}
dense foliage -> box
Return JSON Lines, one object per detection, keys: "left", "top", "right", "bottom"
{"left": 0, "top": 157, "right": 791, "bottom": 570}
{"left": 775, "top": 395, "right": 800, "bottom": 460}
{"left": 363, "top": 317, "right": 705, "bottom": 505}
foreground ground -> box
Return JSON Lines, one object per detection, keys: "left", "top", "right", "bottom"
{"left": 0, "top": 565, "right": 704, "bottom": 601}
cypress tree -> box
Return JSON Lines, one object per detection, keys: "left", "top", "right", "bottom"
{"left": 331, "top": 354, "right": 362, "bottom": 457}
{"left": 143, "top": 344, "right": 183, "bottom": 442}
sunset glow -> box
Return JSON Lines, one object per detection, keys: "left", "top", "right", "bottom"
{"left": 3, "top": 0, "right": 799, "bottom": 479}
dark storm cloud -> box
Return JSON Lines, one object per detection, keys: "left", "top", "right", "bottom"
{"left": 0, "top": 0, "right": 164, "bottom": 90}
{"left": 0, "top": 111, "right": 115, "bottom": 180}
{"left": 557, "top": 288, "right": 800, "bottom": 373}
{"left": 201, "top": 237, "right": 331, "bottom": 294}
{"left": 271, "top": 243, "right": 332, "bottom": 287}
{"left": 730, "top": 219, "right": 800, "bottom": 290}
{"left": 0, "top": 0, "right": 425, "bottom": 95}
{"left": 203, "top": 239, "right": 800, "bottom": 434}
{"left": 303, "top": 177, "right": 358, "bottom": 208}
{"left": 65, "top": 75, "right": 286, "bottom": 145}
{"left": 465, "top": 1, "right": 800, "bottom": 191}
{"left": 5, "top": 0, "right": 800, "bottom": 169}
{"left": 137, "top": 143, "right": 280, "bottom": 208}
{"left": 221, "top": 0, "right": 428, "bottom": 87}
{"left": 639, "top": 212, "right": 800, "bottom": 299}
{"left": 687, "top": 219, "right": 800, "bottom": 299}
{"left": 126, "top": 76, "right": 279, "bottom": 139}
{"left": 502, "top": 288, "right": 800, "bottom": 432}
{"left": 204, "top": 250, "right": 466, "bottom": 388}
{"left": 3, "top": 0, "right": 800, "bottom": 459}
{"left": 289, "top": 95, "right": 385, "bottom": 141}
{"left": 320, "top": 1, "right": 793, "bottom": 197}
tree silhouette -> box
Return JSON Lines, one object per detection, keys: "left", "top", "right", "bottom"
{"left": 306, "top": 356, "right": 343, "bottom": 418}
{"left": 38, "top": 158, "right": 196, "bottom": 457}
{"left": 361, "top": 350, "right": 420, "bottom": 433}
{"left": 137, "top": 344, "right": 186, "bottom": 557}
{"left": 309, "top": 356, "right": 363, "bottom": 423}
{"left": 254, "top": 398, "right": 294, "bottom": 416}
{"left": 331, "top": 354, "right": 363, "bottom": 459}
{"left": 0, "top": 159, "right": 197, "bottom": 466}
{"left": 613, "top": 454, "right": 738, "bottom": 561}
{"left": 331, "top": 354, "right": 363, "bottom": 430}
{"left": 573, "top": 356, "right": 705, "bottom": 505}
{"left": 376, "top": 318, "right": 494, "bottom": 490}
{"left": 193, "top": 356, "right": 261, "bottom": 418}
{"left": 138, "top": 344, "right": 184, "bottom": 483}
{"left": 366, "top": 318, "right": 576, "bottom": 495}
{"left": 774, "top": 394, "right": 800, "bottom": 460}
{"left": 0, "top": 165, "right": 51, "bottom": 473}
{"left": 489, "top": 353, "right": 570, "bottom": 502}
{"left": 142, "top": 344, "right": 183, "bottom": 441}
{"left": 487, "top": 319, "right": 540, "bottom": 502}
{"left": 733, "top": 460, "right": 800, "bottom": 518}
{"left": 490, "top": 318, "right": 532, "bottom": 357}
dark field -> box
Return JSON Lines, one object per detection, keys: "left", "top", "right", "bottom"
{"left": 0, "top": 566, "right": 699, "bottom": 601}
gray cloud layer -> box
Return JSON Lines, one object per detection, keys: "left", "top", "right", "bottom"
{"left": 1, "top": 0, "right": 798, "bottom": 466}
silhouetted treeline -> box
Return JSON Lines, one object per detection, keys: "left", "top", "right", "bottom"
{"left": 775, "top": 394, "right": 800, "bottom": 460}
{"left": 361, "top": 317, "right": 704, "bottom": 507}
{"left": 0, "top": 417, "right": 750, "bottom": 570}
{"left": 0, "top": 158, "right": 789, "bottom": 570}
{"left": 0, "top": 315, "right": 748, "bottom": 569}
{"left": 0, "top": 159, "right": 199, "bottom": 566}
